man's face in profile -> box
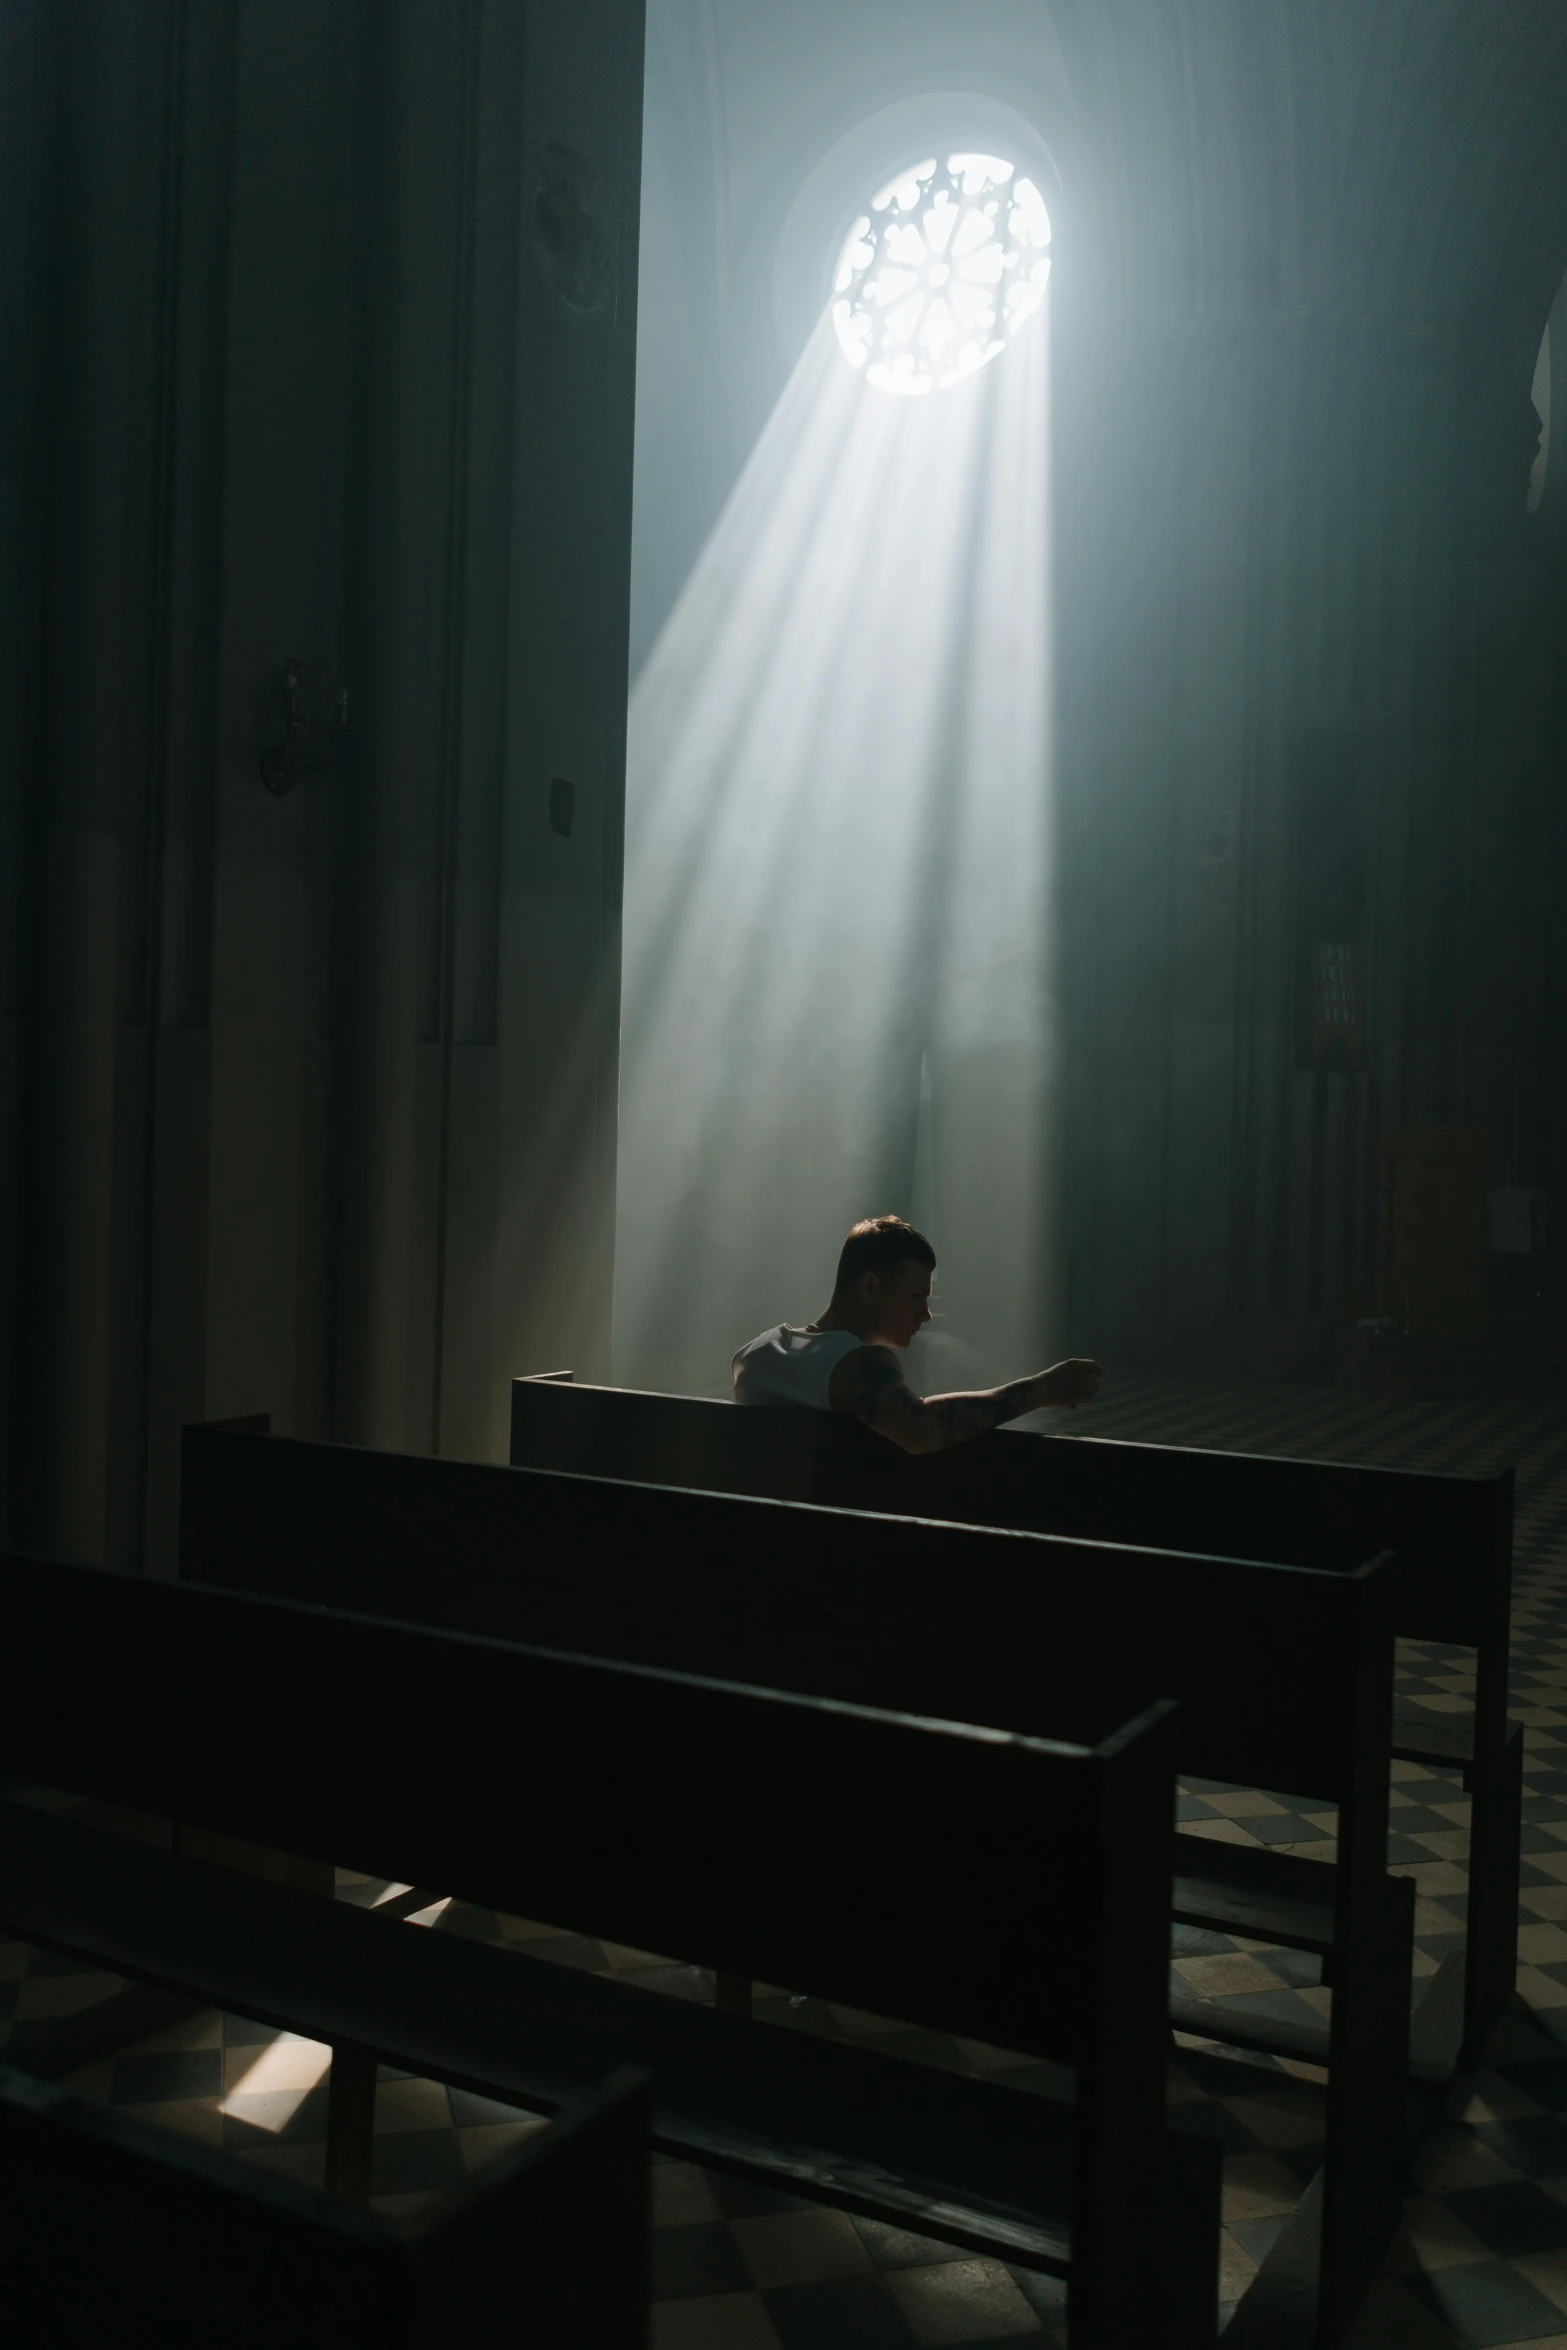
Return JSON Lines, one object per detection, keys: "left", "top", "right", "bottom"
{"left": 860, "top": 1259, "right": 934, "bottom": 1349}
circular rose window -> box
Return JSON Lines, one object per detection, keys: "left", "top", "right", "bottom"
{"left": 832, "top": 152, "right": 1051, "bottom": 397}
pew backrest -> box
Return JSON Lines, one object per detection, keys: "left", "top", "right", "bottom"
{"left": 181, "top": 1420, "right": 1396, "bottom": 1820}
{"left": 510, "top": 1372, "right": 1512, "bottom": 1715}
{"left": 0, "top": 1549, "right": 1174, "bottom": 2080}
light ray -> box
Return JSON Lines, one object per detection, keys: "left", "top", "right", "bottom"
{"left": 617, "top": 273, "right": 1054, "bottom": 1397}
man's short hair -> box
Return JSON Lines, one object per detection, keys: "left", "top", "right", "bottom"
{"left": 833, "top": 1215, "right": 935, "bottom": 1296}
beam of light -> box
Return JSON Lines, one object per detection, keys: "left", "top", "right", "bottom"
{"left": 616, "top": 281, "right": 1055, "bottom": 1400}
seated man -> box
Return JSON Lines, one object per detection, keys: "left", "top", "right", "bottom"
{"left": 732, "top": 1214, "right": 1100, "bottom": 1453}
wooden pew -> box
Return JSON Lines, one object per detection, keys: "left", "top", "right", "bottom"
{"left": 0, "top": 2058, "right": 647, "bottom": 2350}
{"left": 509, "top": 1371, "right": 1520, "bottom": 2067}
{"left": 182, "top": 1419, "right": 1410, "bottom": 2346}
{"left": 0, "top": 1551, "right": 1216, "bottom": 2350}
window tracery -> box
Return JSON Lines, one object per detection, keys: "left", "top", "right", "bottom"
{"left": 831, "top": 152, "right": 1051, "bottom": 397}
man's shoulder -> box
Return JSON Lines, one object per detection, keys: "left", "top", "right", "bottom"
{"left": 732, "top": 1323, "right": 784, "bottom": 1364}
{"left": 731, "top": 1325, "right": 781, "bottom": 1402}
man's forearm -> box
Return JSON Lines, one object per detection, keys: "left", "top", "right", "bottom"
{"left": 913, "top": 1378, "right": 1040, "bottom": 1453}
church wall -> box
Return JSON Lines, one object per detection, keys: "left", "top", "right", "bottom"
{"left": 2, "top": 0, "right": 645, "bottom": 1567}
{"left": 197, "top": 0, "right": 356, "bottom": 1546}
{"left": 1048, "top": 2, "right": 1567, "bottom": 1363}
{"left": 0, "top": 2, "right": 54, "bottom": 1546}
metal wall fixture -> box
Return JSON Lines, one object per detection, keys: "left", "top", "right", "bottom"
{"left": 259, "top": 657, "right": 349, "bottom": 794}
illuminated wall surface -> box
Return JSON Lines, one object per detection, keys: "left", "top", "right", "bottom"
{"left": 616, "top": 155, "right": 1057, "bottom": 1396}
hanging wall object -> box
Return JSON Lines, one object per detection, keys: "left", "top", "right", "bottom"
{"left": 1289, "top": 728, "right": 1372, "bottom": 1071}
{"left": 1309, "top": 941, "right": 1368, "bottom": 1072}
{"left": 258, "top": 657, "right": 349, "bottom": 794}
{"left": 533, "top": 141, "right": 614, "bottom": 314}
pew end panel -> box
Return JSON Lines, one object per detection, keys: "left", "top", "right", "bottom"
{"left": 1316, "top": 1546, "right": 1416, "bottom": 2338}
{"left": 0, "top": 2056, "right": 649, "bottom": 2349}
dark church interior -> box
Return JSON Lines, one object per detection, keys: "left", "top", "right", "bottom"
{"left": 6, "top": 2, "right": 1567, "bottom": 2344}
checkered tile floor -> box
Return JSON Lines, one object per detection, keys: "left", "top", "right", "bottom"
{"left": 5, "top": 1371, "right": 1567, "bottom": 2344}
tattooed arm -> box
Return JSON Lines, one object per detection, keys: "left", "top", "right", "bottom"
{"left": 826, "top": 1346, "right": 1102, "bottom": 1455}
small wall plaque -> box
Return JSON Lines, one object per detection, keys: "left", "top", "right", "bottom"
{"left": 1309, "top": 941, "right": 1367, "bottom": 1070}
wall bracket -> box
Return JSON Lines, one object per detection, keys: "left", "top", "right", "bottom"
{"left": 259, "top": 657, "right": 348, "bottom": 795}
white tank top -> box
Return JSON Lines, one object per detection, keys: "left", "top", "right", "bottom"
{"left": 731, "top": 1324, "right": 866, "bottom": 1410}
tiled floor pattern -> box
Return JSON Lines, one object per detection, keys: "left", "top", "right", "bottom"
{"left": 4, "top": 1371, "right": 1567, "bottom": 2343}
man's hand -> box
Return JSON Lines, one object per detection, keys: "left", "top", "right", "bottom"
{"left": 1033, "top": 1358, "right": 1102, "bottom": 1409}
{"left": 828, "top": 1346, "right": 1104, "bottom": 1455}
